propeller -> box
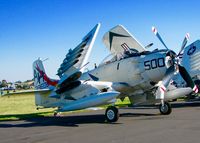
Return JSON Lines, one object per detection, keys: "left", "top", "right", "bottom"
{"left": 178, "top": 65, "right": 198, "bottom": 93}
{"left": 156, "top": 66, "right": 175, "bottom": 100}
{"left": 177, "top": 33, "right": 190, "bottom": 56}
{"left": 152, "top": 26, "right": 169, "bottom": 50}
{"left": 152, "top": 27, "right": 198, "bottom": 103}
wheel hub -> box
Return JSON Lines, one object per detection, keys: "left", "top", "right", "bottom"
{"left": 161, "top": 104, "right": 168, "bottom": 113}
{"left": 107, "top": 109, "right": 115, "bottom": 120}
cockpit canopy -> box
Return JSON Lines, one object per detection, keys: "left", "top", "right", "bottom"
{"left": 99, "top": 48, "right": 141, "bottom": 66}
{"left": 99, "top": 48, "right": 169, "bottom": 67}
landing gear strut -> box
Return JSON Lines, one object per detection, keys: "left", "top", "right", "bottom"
{"left": 159, "top": 101, "right": 172, "bottom": 115}
{"left": 105, "top": 106, "right": 119, "bottom": 122}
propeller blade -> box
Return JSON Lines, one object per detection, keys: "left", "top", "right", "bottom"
{"left": 178, "top": 65, "right": 198, "bottom": 93}
{"left": 156, "top": 66, "right": 175, "bottom": 100}
{"left": 162, "top": 66, "right": 175, "bottom": 86}
{"left": 177, "top": 33, "right": 190, "bottom": 56}
{"left": 152, "top": 26, "right": 169, "bottom": 50}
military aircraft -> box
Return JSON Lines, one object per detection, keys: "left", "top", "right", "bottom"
{"left": 4, "top": 24, "right": 198, "bottom": 122}
{"left": 31, "top": 23, "right": 198, "bottom": 122}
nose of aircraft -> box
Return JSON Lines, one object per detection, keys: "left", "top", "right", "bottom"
{"left": 165, "top": 50, "right": 177, "bottom": 68}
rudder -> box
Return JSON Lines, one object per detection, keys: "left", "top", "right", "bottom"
{"left": 33, "top": 59, "right": 58, "bottom": 89}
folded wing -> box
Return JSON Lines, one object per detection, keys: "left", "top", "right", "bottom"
{"left": 102, "top": 25, "right": 146, "bottom": 55}
{"left": 57, "top": 23, "right": 100, "bottom": 78}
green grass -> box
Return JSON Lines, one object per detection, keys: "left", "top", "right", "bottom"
{"left": 115, "top": 98, "right": 131, "bottom": 106}
{"left": 0, "top": 93, "right": 54, "bottom": 121}
{"left": 0, "top": 112, "right": 53, "bottom": 121}
{"left": 0, "top": 93, "right": 130, "bottom": 121}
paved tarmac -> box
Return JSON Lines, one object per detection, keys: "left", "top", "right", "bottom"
{"left": 0, "top": 101, "right": 200, "bottom": 143}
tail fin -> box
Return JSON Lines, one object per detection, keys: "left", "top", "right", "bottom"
{"left": 33, "top": 59, "right": 58, "bottom": 89}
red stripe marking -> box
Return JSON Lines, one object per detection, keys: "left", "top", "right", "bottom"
{"left": 152, "top": 27, "right": 157, "bottom": 33}
{"left": 160, "top": 86, "right": 166, "bottom": 92}
{"left": 36, "top": 64, "right": 58, "bottom": 86}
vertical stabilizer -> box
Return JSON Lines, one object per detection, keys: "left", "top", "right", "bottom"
{"left": 33, "top": 59, "right": 58, "bottom": 89}
{"left": 33, "top": 59, "right": 59, "bottom": 108}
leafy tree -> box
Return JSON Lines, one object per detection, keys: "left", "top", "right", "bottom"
{"left": 1, "top": 80, "right": 8, "bottom": 88}
{"left": 16, "top": 84, "right": 23, "bottom": 90}
{"left": 22, "top": 83, "right": 30, "bottom": 90}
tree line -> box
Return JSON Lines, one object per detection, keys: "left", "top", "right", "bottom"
{"left": 0, "top": 80, "right": 34, "bottom": 90}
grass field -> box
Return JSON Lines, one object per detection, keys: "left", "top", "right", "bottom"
{"left": 0, "top": 93, "right": 54, "bottom": 121}
{"left": 0, "top": 93, "right": 130, "bottom": 121}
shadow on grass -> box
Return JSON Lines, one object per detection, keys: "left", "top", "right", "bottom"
{"left": 0, "top": 112, "right": 51, "bottom": 121}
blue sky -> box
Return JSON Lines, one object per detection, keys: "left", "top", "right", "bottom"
{"left": 0, "top": 0, "right": 200, "bottom": 82}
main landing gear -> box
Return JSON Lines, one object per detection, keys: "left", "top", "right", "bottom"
{"left": 159, "top": 101, "right": 172, "bottom": 115}
{"left": 105, "top": 106, "right": 119, "bottom": 122}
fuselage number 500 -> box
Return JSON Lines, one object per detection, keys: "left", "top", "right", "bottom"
{"left": 144, "top": 58, "right": 165, "bottom": 70}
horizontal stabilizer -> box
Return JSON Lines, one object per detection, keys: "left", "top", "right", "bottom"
{"left": 2, "top": 89, "right": 50, "bottom": 96}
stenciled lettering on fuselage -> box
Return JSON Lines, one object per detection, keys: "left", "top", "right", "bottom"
{"left": 144, "top": 57, "right": 165, "bottom": 70}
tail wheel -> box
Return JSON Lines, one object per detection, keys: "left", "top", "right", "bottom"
{"left": 159, "top": 102, "right": 172, "bottom": 115}
{"left": 105, "top": 106, "right": 119, "bottom": 122}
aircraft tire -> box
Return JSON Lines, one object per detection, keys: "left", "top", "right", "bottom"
{"left": 105, "top": 106, "right": 119, "bottom": 122}
{"left": 159, "top": 102, "right": 172, "bottom": 115}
